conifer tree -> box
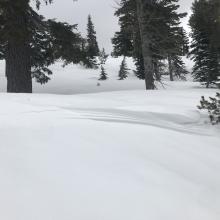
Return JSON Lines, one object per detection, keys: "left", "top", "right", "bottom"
{"left": 118, "top": 57, "right": 129, "bottom": 80}
{"left": 98, "top": 48, "right": 108, "bottom": 81}
{"left": 198, "top": 93, "right": 220, "bottom": 124}
{"left": 136, "top": 0, "right": 188, "bottom": 83}
{"left": 98, "top": 48, "right": 108, "bottom": 65}
{"left": 0, "top": 0, "right": 84, "bottom": 93}
{"left": 112, "top": 0, "right": 144, "bottom": 79}
{"left": 113, "top": 0, "right": 188, "bottom": 88}
{"left": 99, "top": 65, "right": 108, "bottom": 80}
{"left": 189, "top": 0, "right": 220, "bottom": 87}
{"left": 112, "top": 0, "right": 134, "bottom": 58}
{"left": 84, "top": 15, "right": 100, "bottom": 69}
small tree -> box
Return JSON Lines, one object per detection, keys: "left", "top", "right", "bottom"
{"left": 198, "top": 93, "right": 220, "bottom": 124}
{"left": 98, "top": 48, "right": 108, "bottom": 65}
{"left": 118, "top": 57, "right": 129, "bottom": 80}
{"left": 99, "top": 65, "right": 108, "bottom": 80}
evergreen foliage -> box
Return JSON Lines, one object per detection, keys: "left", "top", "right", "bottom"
{"left": 83, "top": 15, "right": 100, "bottom": 69}
{"left": 133, "top": 55, "right": 145, "bottom": 80}
{"left": 189, "top": 0, "right": 220, "bottom": 87}
{"left": 0, "top": 0, "right": 85, "bottom": 91}
{"left": 112, "top": 0, "right": 188, "bottom": 85}
{"left": 98, "top": 48, "right": 108, "bottom": 81}
{"left": 112, "top": 0, "right": 144, "bottom": 79}
{"left": 112, "top": 0, "right": 135, "bottom": 57}
{"left": 98, "top": 48, "right": 108, "bottom": 65}
{"left": 198, "top": 93, "right": 220, "bottom": 124}
{"left": 170, "top": 55, "right": 189, "bottom": 80}
{"left": 118, "top": 57, "right": 129, "bottom": 80}
{"left": 99, "top": 65, "right": 108, "bottom": 81}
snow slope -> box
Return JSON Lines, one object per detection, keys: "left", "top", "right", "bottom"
{"left": 0, "top": 58, "right": 220, "bottom": 220}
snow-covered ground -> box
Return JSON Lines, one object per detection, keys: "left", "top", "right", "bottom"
{"left": 0, "top": 58, "right": 220, "bottom": 220}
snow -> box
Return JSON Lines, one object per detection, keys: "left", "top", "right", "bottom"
{"left": 0, "top": 58, "right": 220, "bottom": 220}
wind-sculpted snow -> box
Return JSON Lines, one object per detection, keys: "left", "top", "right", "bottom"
{"left": 0, "top": 84, "right": 220, "bottom": 220}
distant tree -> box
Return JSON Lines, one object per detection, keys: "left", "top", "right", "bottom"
{"left": 118, "top": 57, "right": 129, "bottom": 80}
{"left": 167, "top": 28, "right": 189, "bottom": 81}
{"left": 189, "top": 0, "right": 220, "bottom": 87}
{"left": 99, "top": 65, "right": 108, "bottom": 80}
{"left": 98, "top": 48, "right": 108, "bottom": 81}
{"left": 98, "top": 48, "right": 109, "bottom": 65}
{"left": 112, "top": 0, "right": 134, "bottom": 57}
{"left": 84, "top": 15, "right": 100, "bottom": 69}
{"left": 112, "top": 0, "right": 144, "bottom": 79}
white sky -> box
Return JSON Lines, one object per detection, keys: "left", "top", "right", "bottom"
{"left": 39, "top": 0, "right": 194, "bottom": 52}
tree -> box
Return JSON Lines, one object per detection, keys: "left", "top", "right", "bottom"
{"left": 118, "top": 57, "right": 129, "bottom": 80}
{"left": 138, "top": 0, "right": 188, "bottom": 82}
{"left": 98, "top": 48, "right": 108, "bottom": 65}
{"left": 198, "top": 93, "right": 220, "bottom": 124}
{"left": 112, "top": 0, "right": 135, "bottom": 58}
{"left": 84, "top": 14, "right": 100, "bottom": 69}
{"left": 189, "top": 0, "right": 220, "bottom": 87}
{"left": 99, "top": 65, "right": 108, "bottom": 80}
{"left": 98, "top": 48, "right": 108, "bottom": 81}
{"left": 113, "top": 0, "right": 188, "bottom": 88}
{"left": 0, "top": 0, "right": 84, "bottom": 93}
{"left": 112, "top": 0, "right": 145, "bottom": 79}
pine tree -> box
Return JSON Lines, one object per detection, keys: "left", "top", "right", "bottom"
{"left": 98, "top": 48, "right": 108, "bottom": 65}
{"left": 84, "top": 15, "right": 100, "bottom": 69}
{"left": 118, "top": 57, "right": 129, "bottom": 80}
{"left": 113, "top": 0, "right": 188, "bottom": 88}
{"left": 0, "top": 0, "right": 85, "bottom": 92}
{"left": 198, "top": 93, "right": 220, "bottom": 124}
{"left": 189, "top": 0, "right": 220, "bottom": 87}
{"left": 99, "top": 65, "right": 108, "bottom": 80}
{"left": 139, "top": 0, "right": 188, "bottom": 82}
{"left": 112, "top": 0, "right": 135, "bottom": 57}
{"left": 112, "top": 0, "right": 144, "bottom": 79}
{"left": 166, "top": 27, "right": 189, "bottom": 81}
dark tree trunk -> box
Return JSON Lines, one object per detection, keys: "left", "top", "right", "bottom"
{"left": 136, "top": 0, "right": 155, "bottom": 90}
{"left": 168, "top": 56, "right": 174, "bottom": 81}
{"left": 6, "top": 42, "right": 32, "bottom": 93}
{"left": 5, "top": 2, "right": 32, "bottom": 93}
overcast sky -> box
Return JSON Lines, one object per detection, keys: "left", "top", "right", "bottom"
{"left": 39, "top": 0, "right": 194, "bottom": 52}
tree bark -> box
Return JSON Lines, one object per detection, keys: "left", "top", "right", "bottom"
{"left": 5, "top": 2, "right": 32, "bottom": 93}
{"left": 136, "top": 0, "right": 155, "bottom": 90}
{"left": 6, "top": 42, "right": 32, "bottom": 93}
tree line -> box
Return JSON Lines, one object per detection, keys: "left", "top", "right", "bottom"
{"left": 0, "top": 0, "right": 220, "bottom": 93}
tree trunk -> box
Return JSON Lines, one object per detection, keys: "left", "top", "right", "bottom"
{"left": 168, "top": 55, "right": 174, "bottom": 81}
{"left": 6, "top": 42, "right": 32, "bottom": 93}
{"left": 5, "top": 2, "right": 32, "bottom": 93}
{"left": 136, "top": 0, "right": 155, "bottom": 90}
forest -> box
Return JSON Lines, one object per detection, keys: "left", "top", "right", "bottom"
{"left": 0, "top": 1, "right": 220, "bottom": 220}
